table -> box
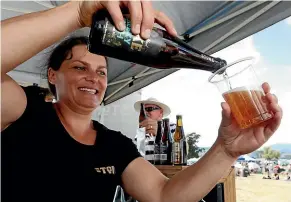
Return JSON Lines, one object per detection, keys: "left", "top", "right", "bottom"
{"left": 155, "top": 165, "right": 236, "bottom": 202}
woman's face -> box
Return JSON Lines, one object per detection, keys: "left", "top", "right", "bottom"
{"left": 48, "top": 45, "right": 107, "bottom": 112}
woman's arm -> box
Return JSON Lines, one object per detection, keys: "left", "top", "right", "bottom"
{"left": 122, "top": 142, "right": 236, "bottom": 202}
{"left": 1, "top": 2, "right": 80, "bottom": 74}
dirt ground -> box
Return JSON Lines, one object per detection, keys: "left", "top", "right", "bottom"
{"left": 236, "top": 173, "right": 291, "bottom": 202}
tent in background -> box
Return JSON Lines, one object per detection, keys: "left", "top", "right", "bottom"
{"left": 237, "top": 154, "right": 259, "bottom": 162}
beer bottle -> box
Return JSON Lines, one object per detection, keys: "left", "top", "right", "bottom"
{"left": 154, "top": 121, "right": 163, "bottom": 165}
{"left": 160, "top": 118, "right": 172, "bottom": 165}
{"left": 173, "top": 115, "right": 187, "bottom": 165}
{"left": 139, "top": 103, "right": 147, "bottom": 126}
{"left": 88, "top": 11, "right": 226, "bottom": 72}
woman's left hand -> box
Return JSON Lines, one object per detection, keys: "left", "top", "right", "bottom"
{"left": 216, "top": 82, "right": 283, "bottom": 158}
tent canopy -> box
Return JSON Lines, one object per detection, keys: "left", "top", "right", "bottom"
{"left": 2, "top": 1, "right": 291, "bottom": 105}
{"left": 237, "top": 155, "right": 258, "bottom": 162}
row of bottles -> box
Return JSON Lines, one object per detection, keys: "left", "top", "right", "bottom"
{"left": 139, "top": 102, "right": 187, "bottom": 165}
{"left": 144, "top": 115, "right": 187, "bottom": 166}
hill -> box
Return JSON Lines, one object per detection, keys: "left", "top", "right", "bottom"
{"left": 269, "top": 143, "right": 291, "bottom": 153}
{"left": 249, "top": 143, "right": 291, "bottom": 159}
{"left": 200, "top": 144, "right": 291, "bottom": 158}
{"left": 201, "top": 144, "right": 291, "bottom": 153}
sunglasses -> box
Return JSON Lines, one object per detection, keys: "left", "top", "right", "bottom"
{"left": 144, "top": 106, "right": 161, "bottom": 112}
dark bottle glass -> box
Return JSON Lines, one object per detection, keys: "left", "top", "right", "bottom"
{"left": 154, "top": 121, "right": 163, "bottom": 165}
{"left": 160, "top": 118, "right": 172, "bottom": 165}
{"left": 139, "top": 103, "right": 147, "bottom": 126}
{"left": 88, "top": 11, "right": 226, "bottom": 72}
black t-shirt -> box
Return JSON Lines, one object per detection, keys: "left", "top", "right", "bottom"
{"left": 2, "top": 85, "right": 141, "bottom": 202}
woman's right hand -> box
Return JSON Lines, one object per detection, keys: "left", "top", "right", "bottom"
{"left": 76, "top": 0, "right": 177, "bottom": 39}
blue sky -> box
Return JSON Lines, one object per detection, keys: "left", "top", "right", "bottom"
{"left": 253, "top": 17, "right": 291, "bottom": 66}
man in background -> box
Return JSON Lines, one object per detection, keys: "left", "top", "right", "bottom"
{"left": 134, "top": 98, "right": 171, "bottom": 156}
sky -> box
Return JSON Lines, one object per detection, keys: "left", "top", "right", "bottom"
{"left": 141, "top": 17, "right": 291, "bottom": 148}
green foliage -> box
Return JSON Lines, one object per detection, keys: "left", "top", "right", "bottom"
{"left": 262, "top": 146, "right": 281, "bottom": 160}
{"left": 186, "top": 132, "right": 204, "bottom": 159}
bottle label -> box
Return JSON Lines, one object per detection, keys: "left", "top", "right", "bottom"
{"left": 173, "top": 142, "right": 181, "bottom": 164}
{"left": 160, "top": 143, "right": 168, "bottom": 164}
{"left": 145, "top": 144, "right": 154, "bottom": 151}
{"left": 102, "top": 17, "right": 148, "bottom": 53}
{"left": 154, "top": 154, "right": 160, "bottom": 161}
{"left": 160, "top": 154, "right": 167, "bottom": 161}
{"left": 154, "top": 144, "right": 160, "bottom": 161}
{"left": 101, "top": 17, "right": 163, "bottom": 56}
{"left": 160, "top": 144, "right": 167, "bottom": 152}
{"left": 145, "top": 154, "right": 154, "bottom": 161}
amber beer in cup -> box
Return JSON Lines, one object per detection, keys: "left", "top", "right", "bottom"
{"left": 222, "top": 87, "right": 272, "bottom": 129}
{"left": 209, "top": 57, "right": 273, "bottom": 129}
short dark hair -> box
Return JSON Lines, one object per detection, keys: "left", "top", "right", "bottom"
{"left": 45, "top": 36, "right": 107, "bottom": 97}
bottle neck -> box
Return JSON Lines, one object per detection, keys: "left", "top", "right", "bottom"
{"left": 176, "top": 117, "right": 183, "bottom": 127}
{"left": 175, "top": 117, "right": 185, "bottom": 140}
{"left": 156, "top": 121, "right": 163, "bottom": 143}
{"left": 139, "top": 104, "right": 147, "bottom": 125}
{"left": 164, "top": 121, "right": 170, "bottom": 134}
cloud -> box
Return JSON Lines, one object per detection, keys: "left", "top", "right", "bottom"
{"left": 141, "top": 36, "right": 291, "bottom": 147}
{"left": 286, "top": 16, "right": 291, "bottom": 25}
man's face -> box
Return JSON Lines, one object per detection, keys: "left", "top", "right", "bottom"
{"left": 144, "top": 104, "right": 163, "bottom": 121}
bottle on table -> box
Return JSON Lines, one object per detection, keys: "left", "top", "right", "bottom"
{"left": 154, "top": 121, "right": 163, "bottom": 165}
{"left": 173, "top": 115, "right": 187, "bottom": 165}
{"left": 160, "top": 118, "right": 173, "bottom": 165}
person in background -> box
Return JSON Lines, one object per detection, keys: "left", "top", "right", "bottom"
{"left": 1, "top": 0, "right": 283, "bottom": 202}
{"left": 134, "top": 97, "right": 171, "bottom": 156}
{"left": 170, "top": 122, "right": 177, "bottom": 135}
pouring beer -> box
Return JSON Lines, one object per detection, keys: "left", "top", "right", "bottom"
{"left": 209, "top": 57, "right": 273, "bottom": 129}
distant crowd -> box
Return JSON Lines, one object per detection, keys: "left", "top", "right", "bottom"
{"left": 236, "top": 161, "right": 291, "bottom": 181}
{"left": 262, "top": 162, "right": 291, "bottom": 181}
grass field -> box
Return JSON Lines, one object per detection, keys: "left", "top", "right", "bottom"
{"left": 236, "top": 173, "right": 291, "bottom": 202}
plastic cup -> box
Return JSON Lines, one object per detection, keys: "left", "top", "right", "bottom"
{"left": 208, "top": 57, "right": 273, "bottom": 129}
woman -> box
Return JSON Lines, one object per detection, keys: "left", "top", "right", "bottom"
{"left": 1, "top": 1, "right": 283, "bottom": 202}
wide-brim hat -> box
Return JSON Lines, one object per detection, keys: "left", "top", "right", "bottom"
{"left": 134, "top": 97, "right": 171, "bottom": 117}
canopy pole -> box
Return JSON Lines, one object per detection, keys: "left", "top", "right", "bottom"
{"left": 202, "top": 0, "right": 281, "bottom": 53}
{"left": 104, "top": 67, "right": 151, "bottom": 102}
{"left": 1, "top": 7, "right": 33, "bottom": 13}
{"left": 187, "top": 1, "right": 266, "bottom": 39}
{"left": 183, "top": 1, "right": 240, "bottom": 36}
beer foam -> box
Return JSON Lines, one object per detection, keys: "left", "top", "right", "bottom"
{"left": 223, "top": 86, "right": 251, "bottom": 94}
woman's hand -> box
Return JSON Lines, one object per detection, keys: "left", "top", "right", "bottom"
{"left": 76, "top": 0, "right": 177, "bottom": 39}
{"left": 216, "top": 82, "right": 283, "bottom": 158}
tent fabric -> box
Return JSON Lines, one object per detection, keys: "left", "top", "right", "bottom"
{"left": 237, "top": 155, "right": 257, "bottom": 162}
{"left": 2, "top": 1, "right": 291, "bottom": 105}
